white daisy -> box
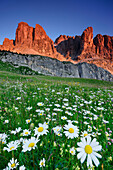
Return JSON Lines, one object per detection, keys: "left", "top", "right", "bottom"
{"left": 22, "top": 129, "right": 31, "bottom": 136}
{"left": 53, "top": 126, "right": 62, "bottom": 135}
{"left": 81, "top": 131, "right": 90, "bottom": 138}
{"left": 0, "top": 133, "right": 8, "bottom": 141}
{"left": 77, "top": 136, "right": 102, "bottom": 167}
{"left": 26, "top": 119, "right": 31, "bottom": 124}
{"left": 4, "top": 120, "right": 9, "bottom": 124}
{"left": 26, "top": 107, "right": 32, "bottom": 111}
{"left": 63, "top": 123, "right": 79, "bottom": 139}
{"left": 3, "top": 140, "right": 19, "bottom": 152}
{"left": 34, "top": 122, "right": 48, "bottom": 137}
{"left": 70, "top": 147, "right": 76, "bottom": 155}
{"left": 8, "top": 158, "right": 19, "bottom": 169}
{"left": 61, "top": 116, "right": 67, "bottom": 120}
{"left": 39, "top": 158, "right": 45, "bottom": 167}
{"left": 37, "top": 102, "right": 44, "bottom": 106}
{"left": 16, "top": 127, "right": 22, "bottom": 133}
{"left": 22, "top": 137, "right": 39, "bottom": 152}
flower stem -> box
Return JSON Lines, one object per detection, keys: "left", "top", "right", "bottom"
{"left": 32, "top": 150, "right": 35, "bottom": 170}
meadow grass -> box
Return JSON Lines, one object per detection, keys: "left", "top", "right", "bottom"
{"left": 0, "top": 70, "right": 113, "bottom": 170}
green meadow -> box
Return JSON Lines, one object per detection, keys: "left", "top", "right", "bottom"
{"left": 0, "top": 62, "right": 113, "bottom": 170}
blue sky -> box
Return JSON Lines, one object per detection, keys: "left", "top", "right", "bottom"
{"left": 0, "top": 0, "right": 113, "bottom": 45}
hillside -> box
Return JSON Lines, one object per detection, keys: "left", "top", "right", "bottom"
{"left": 0, "top": 51, "right": 113, "bottom": 82}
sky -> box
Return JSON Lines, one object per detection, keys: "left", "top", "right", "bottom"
{"left": 0, "top": 0, "right": 113, "bottom": 45}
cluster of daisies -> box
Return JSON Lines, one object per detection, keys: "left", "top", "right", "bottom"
{"left": 1, "top": 120, "right": 102, "bottom": 169}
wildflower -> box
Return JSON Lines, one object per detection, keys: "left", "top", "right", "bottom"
{"left": 34, "top": 122, "right": 48, "bottom": 137}
{"left": 16, "top": 127, "right": 22, "bottom": 133}
{"left": 61, "top": 116, "right": 67, "bottom": 120}
{"left": 4, "top": 120, "right": 9, "bottom": 124}
{"left": 81, "top": 131, "right": 90, "bottom": 138}
{"left": 107, "top": 156, "right": 112, "bottom": 162}
{"left": 53, "top": 126, "right": 62, "bottom": 135}
{"left": 70, "top": 147, "right": 76, "bottom": 155}
{"left": 10, "top": 130, "right": 17, "bottom": 135}
{"left": 63, "top": 123, "right": 79, "bottom": 139}
{"left": 22, "top": 137, "right": 39, "bottom": 152}
{"left": 22, "top": 129, "right": 31, "bottom": 136}
{"left": 26, "top": 119, "right": 31, "bottom": 124}
{"left": 8, "top": 158, "right": 19, "bottom": 169}
{"left": 26, "top": 107, "right": 32, "bottom": 110}
{"left": 3, "top": 141, "right": 19, "bottom": 152}
{"left": 1, "top": 139, "right": 6, "bottom": 144}
{"left": 39, "top": 158, "right": 45, "bottom": 167}
{"left": 77, "top": 136, "right": 102, "bottom": 167}
{"left": 16, "top": 97, "right": 21, "bottom": 100}
{"left": 0, "top": 133, "right": 8, "bottom": 141}
{"left": 37, "top": 102, "right": 44, "bottom": 106}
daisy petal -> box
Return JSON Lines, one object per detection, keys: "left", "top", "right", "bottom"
{"left": 81, "top": 153, "right": 86, "bottom": 163}
{"left": 76, "top": 148, "right": 84, "bottom": 152}
{"left": 87, "top": 154, "right": 93, "bottom": 167}
{"left": 93, "top": 145, "right": 102, "bottom": 151}
{"left": 93, "top": 151, "right": 102, "bottom": 158}
{"left": 87, "top": 136, "right": 91, "bottom": 145}
{"left": 77, "top": 151, "right": 85, "bottom": 159}
{"left": 81, "top": 137, "right": 86, "bottom": 145}
{"left": 91, "top": 153, "right": 100, "bottom": 167}
{"left": 77, "top": 142, "right": 85, "bottom": 148}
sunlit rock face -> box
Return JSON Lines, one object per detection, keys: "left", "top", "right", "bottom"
{"left": 0, "top": 22, "right": 113, "bottom": 74}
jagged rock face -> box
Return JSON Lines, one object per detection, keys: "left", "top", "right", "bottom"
{"left": 0, "top": 22, "right": 113, "bottom": 74}
{"left": 93, "top": 34, "right": 113, "bottom": 59}
{"left": 15, "top": 22, "right": 34, "bottom": 48}
{"left": 81, "top": 27, "right": 94, "bottom": 50}
{"left": 2, "top": 38, "right": 14, "bottom": 51}
{"left": 0, "top": 22, "right": 57, "bottom": 57}
{"left": 33, "top": 24, "right": 55, "bottom": 55}
{"left": 55, "top": 27, "right": 113, "bottom": 73}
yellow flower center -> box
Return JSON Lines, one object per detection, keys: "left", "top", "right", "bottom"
{"left": 69, "top": 128, "right": 74, "bottom": 133}
{"left": 28, "top": 142, "right": 35, "bottom": 147}
{"left": 28, "top": 120, "right": 30, "bottom": 123}
{"left": 38, "top": 127, "right": 43, "bottom": 132}
{"left": 85, "top": 145, "right": 92, "bottom": 154}
{"left": 2, "top": 141, "right": 5, "bottom": 144}
{"left": 11, "top": 163, "right": 15, "bottom": 168}
{"left": 84, "top": 133, "right": 88, "bottom": 137}
{"left": 25, "top": 132, "right": 28, "bottom": 134}
{"left": 71, "top": 151, "right": 73, "bottom": 153}
{"left": 57, "top": 129, "right": 59, "bottom": 131}
{"left": 10, "top": 146, "right": 14, "bottom": 150}
{"left": 41, "top": 162, "right": 44, "bottom": 166}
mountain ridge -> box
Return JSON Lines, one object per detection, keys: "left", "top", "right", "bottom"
{"left": 0, "top": 22, "right": 113, "bottom": 74}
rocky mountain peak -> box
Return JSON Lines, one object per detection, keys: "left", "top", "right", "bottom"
{"left": 0, "top": 22, "right": 113, "bottom": 74}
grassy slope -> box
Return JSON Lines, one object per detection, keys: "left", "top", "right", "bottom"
{"left": 0, "top": 60, "right": 113, "bottom": 89}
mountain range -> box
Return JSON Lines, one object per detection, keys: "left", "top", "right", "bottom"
{"left": 0, "top": 22, "right": 113, "bottom": 74}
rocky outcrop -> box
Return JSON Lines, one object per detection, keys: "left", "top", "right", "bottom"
{"left": 15, "top": 22, "right": 34, "bottom": 48}
{"left": 0, "top": 22, "right": 67, "bottom": 61}
{"left": 0, "top": 38, "right": 15, "bottom": 51}
{"left": 0, "top": 22, "right": 113, "bottom": 74}
{"left": 0, "top": 51, "right": 113, "bottom": 82}
{"left": 55, "top": 27, "right": 113, "bottom": 74}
